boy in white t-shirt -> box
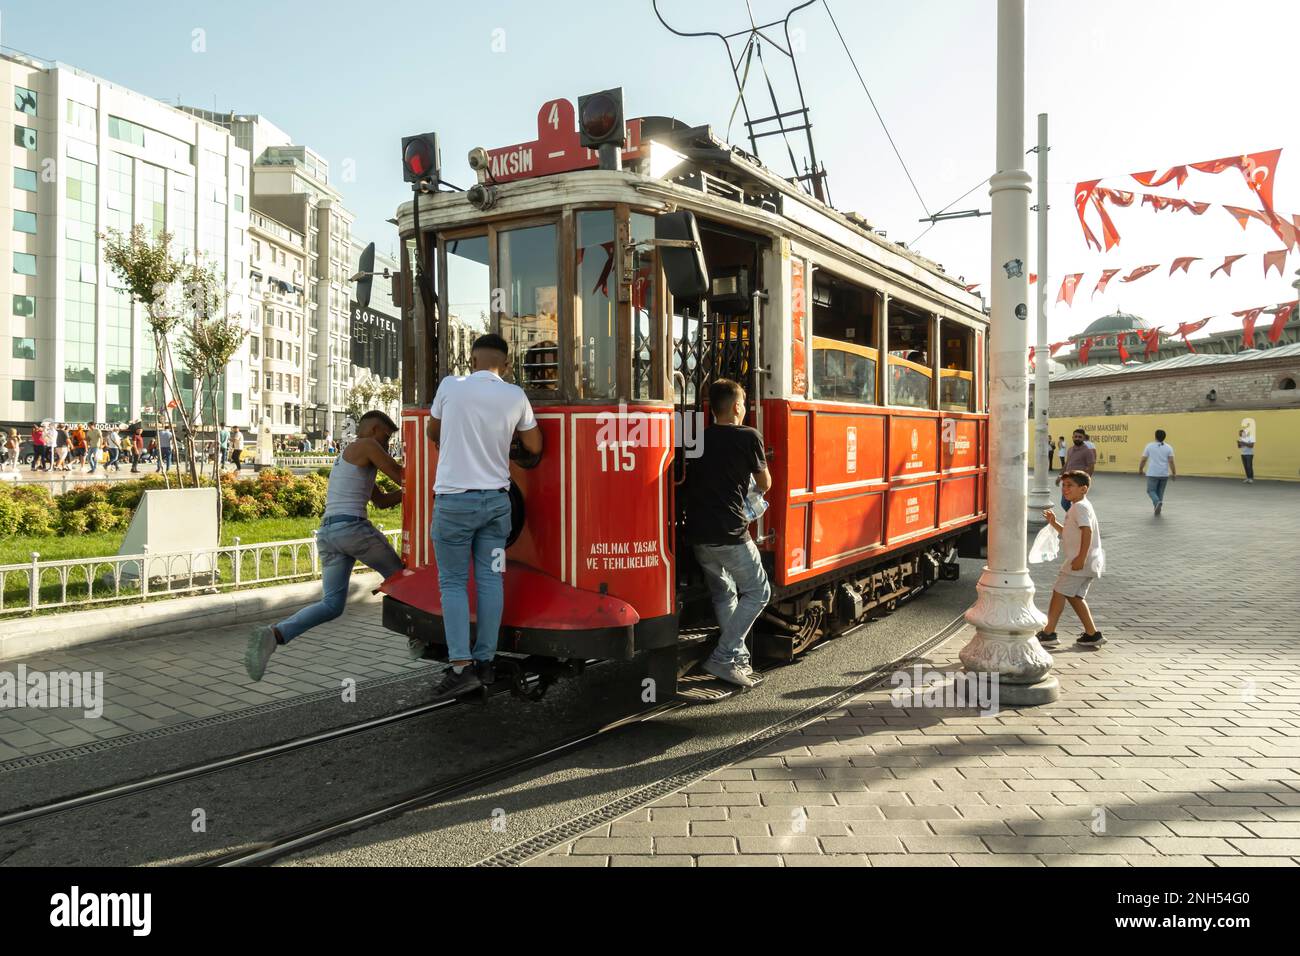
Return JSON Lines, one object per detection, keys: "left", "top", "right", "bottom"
{"left": 1139, "top": 429, "right": 1176, "bottom": 515}
{"left": 1036, "top": 470, "right": 1106, "bottom": 649}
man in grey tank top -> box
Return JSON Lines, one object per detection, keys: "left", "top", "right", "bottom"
{"left": 245, "top": 410, "right": 405, "bottom": 681}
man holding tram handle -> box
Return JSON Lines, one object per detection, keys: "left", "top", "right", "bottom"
{"left": 683, "top": 378, "right": 772, "bottom": 688}
{"left": 424, "top": 333, "right": 543, "bottom": 699}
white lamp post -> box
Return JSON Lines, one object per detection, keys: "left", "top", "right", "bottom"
{"left": 1028, "top": 113, "right": 1053, "bottom": 518}
{"left": 960, "top": 0, "right": 1058, "bottom": 705}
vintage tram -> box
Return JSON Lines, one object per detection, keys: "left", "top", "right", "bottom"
{"left": 375, "top": 92, "right": 988, "bottom": 697}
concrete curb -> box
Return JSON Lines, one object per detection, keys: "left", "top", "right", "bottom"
{"left": 0, "top": 573, "right": 385, "bottom": 662}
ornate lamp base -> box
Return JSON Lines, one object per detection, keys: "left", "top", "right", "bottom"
{"left": 961, "top": 567, "right": 1059, "bottom": 706}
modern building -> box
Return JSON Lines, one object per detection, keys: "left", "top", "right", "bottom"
{"left": 248, "top": 209, "right": 307, "bottom": 434}
{"left": 2, "top": 51, "right": 252, "bottom": 429}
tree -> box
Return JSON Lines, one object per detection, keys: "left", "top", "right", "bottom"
{"left": 343, "top": 376, "right": 378, "bottom": 424}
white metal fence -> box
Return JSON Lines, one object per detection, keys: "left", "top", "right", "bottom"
{"left": 0, "top": 528, "right": 401, "bottom": 618}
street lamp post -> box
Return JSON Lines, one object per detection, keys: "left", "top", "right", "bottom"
{"left": 960, "top": 0, "right": 1058, "bottom": 705}
{"left": 1028, "top": 113, "right": 1053, "bottom": 519}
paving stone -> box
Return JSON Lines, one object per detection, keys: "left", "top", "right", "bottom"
{"left": 570, "top": 837, "right": 652, "bottom": 855}
{"left": 654, "top": 837, "right": 737, "bottom": 855}
{"left": 609, "top": 855, "right": 694, "bottom": 867}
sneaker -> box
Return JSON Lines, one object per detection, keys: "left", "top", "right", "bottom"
{"left": 1076, "top": 631, "right": 1107, "bottom": 649}
{"left": 1154, "top": 501, "right": 1162, "bottom": 515}
{"left": 244, "top": 624, "right": 278, "bottom": 681}
{"left": 736, "top": 658, "right": 754, "bottom": 677}
{"left": 702, "top": 657, "right": 755, "bottom": 688}
{"left": 406, "top": 637, "right": 427, "bottom": 661}
{"left": 474, "top": 659, "right": 496, "bottom": 686}
{"left": 432, "top": 664, "right": 482, "bottom": 699}
{"left": 1035, "top": 630, "right": 1059, "bottom": 645}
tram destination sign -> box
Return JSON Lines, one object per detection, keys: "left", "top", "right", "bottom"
{"left": 349, "top": 301, "right": 401, "bottom": 381}
{"left": 483, "top": 99, "right": 644, "bottom": 184}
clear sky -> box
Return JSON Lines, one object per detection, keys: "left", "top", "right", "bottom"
{"left": 6, "top": 0, "right": 1298, "bottom": 345}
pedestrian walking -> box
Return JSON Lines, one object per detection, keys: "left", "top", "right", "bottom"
{"left": 244, "top": 410, "right": 406, "bottom": 681}
{"left": 131, "top": 429, "right": 143, "bottom": 473}
{"left": 1057, "top": 435, "right": 1067, "bottom": 471}
{"left": 41, "top": 422, "right": 56, "bottom": 470}
{"left": 103, "top": 432, "right": 119, "bottom": 471}
{"left": 86, "top": 423, "right": 101, "bottom": 474}
{"left": 1237, "top": 427, "right": 1255, "bottom": 483}
{"left": 54, "top": 424, "right": 69, "bottom": 471}
{"left": 1036, "top": 470, "right": 1106, "bottom": 649}
{"left": 4, "top": 429, "right": 19, "bottom": 474}
{"left": 31, "top": 424, "right": 45, "bottom": 471}
{"left": 157, "top": 425, "right": 174, "bottom": 472}
{"left": 1055, "top": 428, "right": 1095, "bottom": 512}
{"left": 423, "top": 333, "right": 542, "bottom": 699}
{"left": 217, "top": 424, "right": 230, "bottom": 471}
{"left": 1139, "top": 429, "right": 1177, "bottom": 515}
{"left": 683, "top": 378, "right": 773, "bottom": 688}
{"left": 230, "top": 426, "right": 244, "bottom": 471}
{"left": 1047, "top": 436, "right": 1057, "bottom": 473}
{"left": 70, "top": 423, "right": 86, "bottom": 471}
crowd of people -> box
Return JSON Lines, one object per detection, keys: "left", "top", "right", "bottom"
{"left": 0, "top": 421, "right": 259, "bottom": 476}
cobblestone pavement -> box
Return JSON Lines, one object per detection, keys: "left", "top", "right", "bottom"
{"left": 529, "top": 476, "right": 1300, "bottom": 867}
{"left": 0, "top": 579, "right": 423, "bottom": 761}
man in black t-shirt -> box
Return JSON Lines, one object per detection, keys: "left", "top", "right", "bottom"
{"left": 683, "top": 379, "right": 772, "bottom": 688}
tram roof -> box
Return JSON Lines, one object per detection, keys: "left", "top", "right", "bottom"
{"left": 395, "top": 114, "right": 986, "bottom": 321}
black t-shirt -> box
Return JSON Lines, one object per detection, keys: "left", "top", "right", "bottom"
{"left": 684, "top": 424, "right": 766, "bottom": 546}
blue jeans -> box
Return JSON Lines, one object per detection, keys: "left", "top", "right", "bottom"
{"left": 1146, "top": 476, "right": 1169, "bottom": 506}
{"left": 431, "top": 490, "right": 512, "bottom": 663}
{"left": 277, "top": 516, "right": 402, "bottom": 642}
{"left": 693, "top": 538, "right": 771, "bottom": 666}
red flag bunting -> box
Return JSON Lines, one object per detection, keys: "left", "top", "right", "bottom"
{"left": 1223, "top": 205, "right": 1262, "bottom": 230}
{"left": 1210, "top": 254, "right": 1246, "bottom": 279}
{"left": 1048, "top": 341, "right": 1071, "bottom": 356}
{"left": 1141, "top": 327, "right": 1162, "bottom": 359}
{"left": 1027, "top": 346, "right": 1036, "bottom": 369}
{"left": 963, "top": 283, "right": 981, "bottom": 293}
{"left": 1176, "top": 317, "right": 1212, "bottom": 353}
{"left": 1092, "top": 268, "right": 1122, "bottom": 298}
{"left": 1092, "top": 193, "right": 1122, "bottom": 250}
{"left": 1120, "top": 264, "right": 1160, "bottom": 283}
{"left": 1116, "top": 332, "right": 1131, "bottom": 363}
{"left": 1169, "top": 256, "right": 1201, "bottom": 275}
{"left": 1078, "top": 337, "right": 1095, "bottom": 365}
{"left": 1074, "top": 180, "right": 1103, "bottom": 252}
{"left": 1029, "top": 273, "right": 1037, "bottom": 284}
{"left": 1235, "top": 307, "right": 1265, "bottom": 349}
{"left": 1097, "top": 187, "right": 1136, "bottom": 207}
{"left": 1057, "top": 273, "right": 1084, "bottom": 306}
{"left": 1190, "top": 149, "right": 1283, "bottom": 214}
{"left": 1132, "top": 166, "right": 1189, "bottom": 189}
{"left": 1264, "top": 250, "right": 1288, "bottom": 277}
{"left": 1269, "top": 302, "right": 1296, "bottom": 344}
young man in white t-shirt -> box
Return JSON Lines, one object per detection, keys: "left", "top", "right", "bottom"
{"left": 1139, "top": 428, "right": 1177, "bottom": 515}
{"left": 1036, "top": 470, "right": 1106, "bottom": 649}
{"left": 424, "top": 333, "right": 543, "bottom": 699}
{"left": 1237, "top": 428, "right": 1255, "bottom": 483}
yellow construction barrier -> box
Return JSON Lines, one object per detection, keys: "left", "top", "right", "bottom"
{"left": 1040, "top": 409, "right": 1300, "bottom": 481}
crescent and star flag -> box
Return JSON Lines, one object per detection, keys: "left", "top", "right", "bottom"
{"left": 1141, "top": 327, "right": 1163, "bottom": 359}
{"left": 1093, "top": 268, "right": 1122, "bottom": 298}
{"left": 1078, "top": 337, "right": 1095, "bottom": 365}
{"left": 1235, "top": 307, "right": 1266, "bottom": 349}
{"left": 1132, "top": 166, "right": 1189, "bottom": 188}
{"left": 1269, "top": 302, "right": 1296, "bottom": 344}
{"left": 1169, "top": 256, "right": 1201, "bottom": 275}
{"left": 1075, "top": 180, "right": 1103, "bottom": 251}
{"left": 1116, "top": 333, "right": 1132, "bottom": 363}
{"left": 1210, "top": 254, "right": 1247, "bottom": 278}
{"left": 1264, "top": 250, "right": 1289, "bottom": 278}
{"left": 1057, "top": 273, "right": 1084, "bottom": 306}
{"left": 1176, "top": 317, "right": 1213, "bottom": 352}
{"left": 1121, "top": 264, "right": 1160, "bottom": 283}
{"left": 1190, "top": 149, "right": 1283, "bottom": 214}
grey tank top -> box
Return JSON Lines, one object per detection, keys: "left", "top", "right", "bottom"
{"left": 324, "top": 452, "right": 375, "bottom": 518}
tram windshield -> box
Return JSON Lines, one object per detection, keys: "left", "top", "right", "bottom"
{"left": 498, "top": 224, "right": 560, "bottom": 391}
{"left": 444, "top": 235, "right": 491, "bottom": 377}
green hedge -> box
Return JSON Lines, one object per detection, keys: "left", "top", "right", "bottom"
{"left": 0, "top": 469, "right": 346, "bottom": 540}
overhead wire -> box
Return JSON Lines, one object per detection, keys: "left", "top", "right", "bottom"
{"left": 909, "top": 174, "right": 992, "bottom": 248}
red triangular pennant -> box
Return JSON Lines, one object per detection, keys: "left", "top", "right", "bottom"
{"left": 1116, "top": 332, "right": 1131, "bottom": 363}
{"left": 1074, "top": 180, "right": 1103, "bottom": 252}
{"left": 1092, "top": 268, "right": 1121, "bottom": 299}
{"left": 1235, "top": 307, "right": 1265, "bottom": 349}
{"left": 1224, "top": 205, "right": 1259, "bottom": 230}
{"left": 1177, "top": 317, "right": 1213, "bottom": 353}
{"left": 1141, "top": 327, "right": 1162, "bottom": 359}
{"left": 1169, "top": 256, "right": 1201, "bottom": 275}
{"left": 1264, "top": 249, "right": 1288, "bottom": 278}
{"left": 1269, "top": 302, "right": 1296, "bottom": 344}
{"left": 1057, "top": 273, "right": 1084, "bottom": 306}
{"left": 1132, "top": 166, "right": 1189, "bottom": 189}
{"left": 1210, "top": 254, "right": 1246, "bottom": 279}
{"left": 1078, "top": 337, "right": 1094, "bottom": 365}
{"left": 1120, "top": 264, "right": 1160, "bottom": 283}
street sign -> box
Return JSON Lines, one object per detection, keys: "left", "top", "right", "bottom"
{"left": 483, "top": 99, "right": 643, "bottom": 184}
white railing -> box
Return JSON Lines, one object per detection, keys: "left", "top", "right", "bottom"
{"left": 273, "top": 455, "right": 336, "bottom": 469}
{"left": 0, "top": 528, "right": 401, "bottom": 618}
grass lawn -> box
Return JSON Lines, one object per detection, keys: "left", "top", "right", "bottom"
{"left": 0, "top": 504, "right": 400, "bottom": 616}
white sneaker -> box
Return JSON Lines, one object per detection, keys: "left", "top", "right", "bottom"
{"left": 244, "top": 624, "right": 278, "bottom": 681}
{"left": 702, "top": 657, "right": 755, "bottom": 688}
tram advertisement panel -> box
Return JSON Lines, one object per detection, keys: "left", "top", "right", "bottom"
{"left": 570, "top": 410, "right": 674, "bottom": 618}
{"left": 889, "top": 416, "right": 938, "bottom": 478}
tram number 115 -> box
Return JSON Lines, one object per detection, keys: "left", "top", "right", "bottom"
{"left": 598, "top": 442, "right": 636, "bottom": 472}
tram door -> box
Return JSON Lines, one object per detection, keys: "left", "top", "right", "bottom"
{"left": 672, "top": 222, "right": 767, "bottom": 593}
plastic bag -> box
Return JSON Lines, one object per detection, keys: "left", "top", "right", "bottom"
{"left": 1028, "top": 523, "right": 1059, "bottom": 564}
{"left": 743, "top": 475, "right": 769, "bottom": 523}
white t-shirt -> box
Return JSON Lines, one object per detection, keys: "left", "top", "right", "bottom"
{"left": 1239, "top": 435, "right": 1255, "bottom": 456}
{"left": 430, "top": 370, "right": 537, "bottom": 494}
{"left": 1143, "top": 441, "right": 1175, "bottom": 477}
{"left": 1060, "top": 497, "right": 1103, "bottom": 576}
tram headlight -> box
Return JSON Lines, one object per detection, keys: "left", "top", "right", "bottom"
{"left": 467, "top": 183, "right": 499, "bottom": 211}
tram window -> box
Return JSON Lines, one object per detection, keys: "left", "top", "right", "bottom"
{"left": 445, "top": 235, "right": 490, "bottom": 377}
{"left": 810, "top": 272, "right": 877, "bottom": 404}
{"left": 631, "top": 213, "right": 660, "bottom": 400}
{"left": 498, "top": 224, "right": 560, "bottom": 392}
{"left": 939, "top": 323, "right": 975, "bottom": 412}
{"left": 576, "top": 210, "right": 617, "bottom": 399}
{"left": 888, "top": 306, "right": 933, "bottom": 409}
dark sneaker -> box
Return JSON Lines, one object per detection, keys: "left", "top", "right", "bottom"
{"left": 474, "top": 659, "right": 496, "bottom": 686}
{"left": 432, "top": 665, "right": 482, "bottom": 699}
{"left": 702, "top": 657, "right": 755, "bottom": 688}
{"left": 244, "top": 625, "right": 277, "bottom": 681}
{"left": 1076, "top": 631, "right": 1107, "bottom": 649}
{"left": 1035, "top": 631, "right": 1058, "bottom": 645}
{"left": 1154, "top": 501, "right": 1162, "bottom": 515}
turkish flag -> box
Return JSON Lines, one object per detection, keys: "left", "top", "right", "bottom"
{"left": 1093, "top": 193, "right": 1122, "bottom": 250}
{"left": 1028, "top": 346, "right": 1036, "bottom": 370}
{"left": 1191, "top": 149, "right": 1282, "bottom": 214}
{"left": 1269, "top": 302, "right": 1296, "bottom": 344}
{"left": 1132, "top": 166, "right": 1189, "bottom": 189}
{"left": 1098, "top": 188, "right": 1136, "bottom": 207}
{"left": 1116, "top": 332, "right": 1131, "bottom": 363}
{"left": 1078, "top": 337, "right": 1095, "bottom": 365}
{"left": 1142, "top": 193, "right": 1174, "bottom": 213}
{"left": 1210, "top": 254, "right": 1246, "bottom": 278}
{"left": 1075, "top": 180, "right": 1103, "bottom": 251}
{"left": 1057, "top": 273, "right": 1084, "bottom": 306}
{"left": 1141, "top": 327, "right": 1162, "bottom": 359}
{"left": 1169, "top": 256, "right": 1201, "bottom": 275}
{"left": 1265, "top": 213, "right": 1300, "bottom": 252}
{"left": 964, "top": 283, "right": 981, "bottom": 293}
{"left": 1121, "top": 264, "right": 1160, "bottom": 283}
{"left": 1224, "top": 205, "right": 1260, "bottom": 230}
{"left": 1092, "top": 268, "right": 1122, "bottom": 298}
{"left": 1235, "top": 307, "right": 1265, "bottom": 349}
{"left": 1264, "top": 249, "right": 1288, "bottom": 278}
{"left": 1178, "top": 200, "right": 1211, "bottom": 215}
{"left": 1177, "top": 317, "right": 1212, "bottom": 352}
{"left": 1049, "top": 341, "right": 1071, "bottom": 356}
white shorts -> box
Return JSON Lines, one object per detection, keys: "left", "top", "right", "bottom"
{"left": 1053, "top": 568, "right": 1095, "bottom": 598}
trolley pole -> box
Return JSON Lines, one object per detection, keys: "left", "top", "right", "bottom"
{"left": 1027, "top": 113, "right": 1053, "bottom": 518}
{"left": 960, "top": 0, "right": 1057, "bottom": 705}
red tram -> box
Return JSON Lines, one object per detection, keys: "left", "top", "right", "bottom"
{"left": 375, "top": 92, "right": 988, "bottom": 696}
